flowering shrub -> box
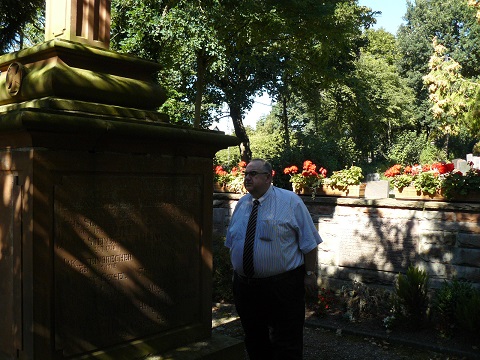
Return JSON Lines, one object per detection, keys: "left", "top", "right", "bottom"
{"left": 213, "top": 165, "right": 233, "bottom": 184}
{"left": 384, "top": 162, "right": 456, "bottom": 196}
{"left": 283, "top": 160, "right": 327, "bottom": 190}
{"left": 314, "top": 288, "right": 336, "bottom": 317}
{"left": 213, "top": 161, "right": 247, "bottom": 193}
{"left": 385, "top": 161, "right": 480, "bottom": 198}
{"left": 442, "top": 162, "right": 480, "bottom": 198}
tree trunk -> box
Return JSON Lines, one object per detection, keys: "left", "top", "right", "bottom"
{"left": 281, "top": 96, "right": 291, "bottom": 150}
{"left": 194, "top": 50, "right": 207, "bottom": 128}
{"left": 444, "top": 132, "right": 450, "bottom": 157}
{"left": 229, "top": 104, "right": 252, "bottom": 163}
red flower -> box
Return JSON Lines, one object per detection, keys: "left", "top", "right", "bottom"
{"left": 214, "top": 165, "right": 228, "bottom": 176}
{"left": 384, "top": 164, "right": 402, "bottom": 177}
{"left": 411, "top": 165, "right": 422, "bottom": 175}
{"left": 302, "top": 160, "right": 318, "bottom": 177}
{"left": 318, "top": 167, "right": 328, "bottom": 178}
{"left": 283, "top": 165, "right": 299, "bottom": 175}
{"left": 302, "top": 169, "right": 318, "bottom": 177}
{"left": 422, "top": 164, "right": 432, "bottom": 172}
{"left": 434, "top": 162, "right": 455, "bottom": 174}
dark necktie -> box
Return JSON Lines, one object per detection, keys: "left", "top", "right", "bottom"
{"left": 243, "top": 199, "right": 259, "bottom": 278}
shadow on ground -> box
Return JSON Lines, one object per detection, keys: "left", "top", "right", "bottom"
{"left": 212, "top": 304, "right": 480, "bottom": 360}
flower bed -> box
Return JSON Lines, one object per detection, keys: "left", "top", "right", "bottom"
{"left": 213, "top": 161, "right": 247, "bottom": 194}
{"left": 284, "top": 161, "right": 365, "bottom": 198}
{"left": 385, "top": 161, "right": 480, "bottom": 201}
{"left": 394, "top": 186, "right": 446, "bottom": 201}
{"left": 318, "top": 184, "right": 367, "bottom": 198}
{"left": 284, "top": 160, "right": 327, "bottom": 194}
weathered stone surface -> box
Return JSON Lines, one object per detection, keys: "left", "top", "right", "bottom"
{"left": 45, "top": 0, "right": 111, "bottom": 48}
{"left": 364, "top": 180, "right": 390, "bottom": 199}
{"left": 54, "top": 175, "right": 203, "bottom": 355}
{"left": 457, "top": 233, "right": 480, "bottom": 248}
{"left": 453, "top": 248, "right": 480, "bottom": 267}
{"left": 418, "top": 243, "right": 455, "bottom": 263}
{"left": 0, "top": 116, "right": 237, "bottom": 359}
{"left": 420, "top": 230, "right": 456, "bottom": 246}
{"left": 0, "top": 40, "right": 166, "bottom": 110}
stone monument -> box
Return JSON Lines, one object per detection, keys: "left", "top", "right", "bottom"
{"left": 0, "top": 1, "right": 241, "bottom": 359}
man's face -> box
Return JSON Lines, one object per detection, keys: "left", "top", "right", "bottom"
{"left": 244, "top": 160, "right": 271, "bottom": 198}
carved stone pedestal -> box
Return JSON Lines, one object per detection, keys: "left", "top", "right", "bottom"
{"left": 0, "top": 41, "right": 240, "bottom": 360}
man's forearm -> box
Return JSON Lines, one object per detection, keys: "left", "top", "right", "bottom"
{"left": 304, "top": 247, "right": 318, "bottom": 273}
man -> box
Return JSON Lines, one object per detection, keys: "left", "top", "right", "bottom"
{"left": 226, "top": 158, "right": 322, "bottom": 360}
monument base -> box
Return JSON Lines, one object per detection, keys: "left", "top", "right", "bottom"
{"left": 0, "top": 101, "right": 238, "bottom": 359}
{"left": 149, "top": 334, "right": 244, "bottom": 360}
{"left": 71, "top": 334, "right": 244, "bottom": 360}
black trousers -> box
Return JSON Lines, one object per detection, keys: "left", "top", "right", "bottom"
{"left": 233, "top": 266, "right": 305, "bottom": 360}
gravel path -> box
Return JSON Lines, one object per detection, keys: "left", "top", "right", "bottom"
{"left": 212, "top": 304, "right": 479, "bottom": 360}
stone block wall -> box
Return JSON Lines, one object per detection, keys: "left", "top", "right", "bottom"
{"left": 213, "top": 193, "right": 480, "bottom": 290}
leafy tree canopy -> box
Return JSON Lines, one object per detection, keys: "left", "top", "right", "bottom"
{"left": 397, "top": 0, "right": 480, "bottom": 101}
{"left": 0, "top": 0, "right": 44, "bottom": 53}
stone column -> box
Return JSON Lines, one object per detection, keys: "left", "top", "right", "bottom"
{"left": 45, "top": 0, "right": 111, "bottom": 49}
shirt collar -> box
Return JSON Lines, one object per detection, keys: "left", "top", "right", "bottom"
{"left": 252, "top": 185, "right": 273, "bottom": 205}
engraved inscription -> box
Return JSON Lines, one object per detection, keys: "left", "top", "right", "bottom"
{"left": 338, "top": 219, "right": 416, "bottom": 272}
{"left": 54, "top": 175, "right": 202, "bottom": 356}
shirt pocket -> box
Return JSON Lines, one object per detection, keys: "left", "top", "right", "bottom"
{"left": 258, "top": 219, "right": 291, "bottom": 242}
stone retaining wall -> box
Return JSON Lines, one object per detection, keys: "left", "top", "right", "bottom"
{"left": 213, "top": 193, "right": 480, "bottom": 290}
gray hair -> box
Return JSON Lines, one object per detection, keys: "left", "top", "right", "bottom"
{"left": 250, "top": 158, "right": 273, "bottom": 175}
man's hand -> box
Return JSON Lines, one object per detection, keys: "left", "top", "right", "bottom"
{"left": 304, "top": 273, "right": 318, "bottom": 297}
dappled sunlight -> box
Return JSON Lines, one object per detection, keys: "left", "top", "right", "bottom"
{"left": 2, "top": 176, "right": 11, "bottom": 208}
{"left": 216, "top": 194, "right": 480, "bottom": 292}
{"left": 51, "top": 172, "right": 206, "bottom": 356}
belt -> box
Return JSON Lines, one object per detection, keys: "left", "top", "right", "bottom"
{"left": 234, "top": 265, "right": 304, "bottom": 285}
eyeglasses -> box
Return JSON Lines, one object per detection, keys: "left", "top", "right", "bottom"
{"left": 244, "top": 171, "right": 269, "bottom": 177}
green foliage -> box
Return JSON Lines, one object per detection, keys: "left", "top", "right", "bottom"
{"left": 393, "top": 265, "right": 430, "bottom": 329}
{"left": 363, "top": 28, "right": 399, "bottom": 66}
{"left": 112, "top": 0, "right": 375, "bottom": 160}
{"left": 413, "top": 172, "right": 442, "bottom": 195}
{"left": 456, "top": 290, "right": 480, "bottom": 336}
{"left": 422, "top": 39, "right": 480, "bottom": 141}
{"left": 339, "top": 281, "right": 393, "bottom": 323}
{"left": 466, "top": 88, "right": 480, "bottom": 136}
{"left": 442, "top": 171, "right": 468, "bottom": 197}
{"left": 388, "top": 130, "right": 447, "bottom": 164}
{"left": 442, "top": 163, "right": 480, "bottom": 198}
{"left": 326, "top": 166, "right": 364, "bottom": 188}
{"left": 249, "top": 117, "right": 288, "bottom": 167}
{"left": 391, "top": 174, "right": 414, "bottom": 190}
{"left": 446, "top": 128, "right": 479, "bottom": 159}
{"left": 419, "top": 143, "right": 448, "bottom": 164}
{"left": 0, "top": 0, "right": 43, "bottom": 53}
{"left": 214, "top": 147, "right": 241, "bottom": 170}
{"left": 433, "top": 279, "right": 475, "bottom": 337}
{"left": 212, "top": 234, "right": 233, "bottom": 303}
{"left": 387, "top": 131, "right": 429, "bottom": 165}
{"left": 397, "top": 0, "right": 480, "bottom": 145}
{"left": 250, "top": 112, "right": 352, "bottom": 190}
{"left": 473, "top": 141, "right": 480, "bottom": 155}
